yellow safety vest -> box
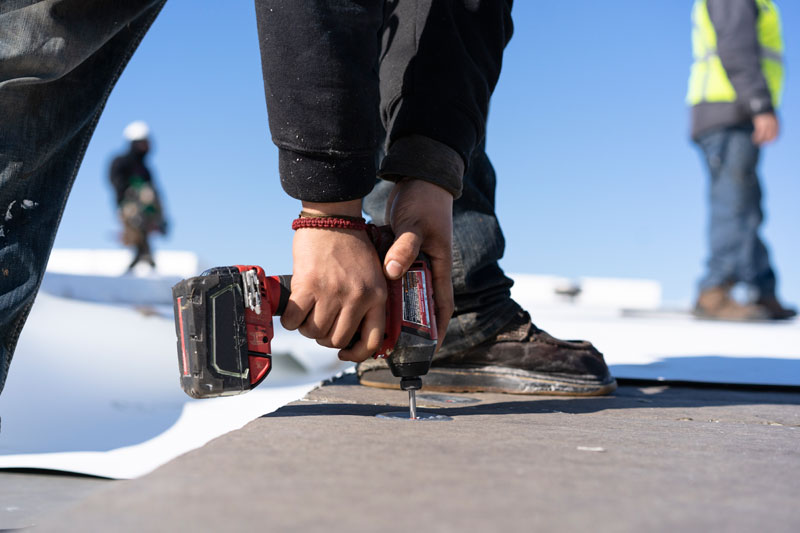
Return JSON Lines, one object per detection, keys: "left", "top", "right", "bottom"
{"left": 686, "top": 0, "right": 784, "bottom": 108}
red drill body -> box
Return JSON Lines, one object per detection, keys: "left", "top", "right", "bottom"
{"left": 172, "top": 259, "right": 437, "bottom": 399}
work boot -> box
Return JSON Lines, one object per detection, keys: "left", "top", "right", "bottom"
{"left": 357, "top": 311, "right": 616, "bottom": 396}
{"left": 756, "top": 295, "right": 797, "bottom": 320}
{"left": 693, "top": 286, "right": 768, "bottom": 321}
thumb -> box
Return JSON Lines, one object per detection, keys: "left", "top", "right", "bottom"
{"left": 384, "top": 230, "right": 422, "bottom": 280}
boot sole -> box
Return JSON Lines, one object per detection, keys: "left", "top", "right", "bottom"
{"left": 692, "top": 310, "right": 772, "bottom": 323}
{"left": 359, "top": 365, "right": 617, "bottom": 396}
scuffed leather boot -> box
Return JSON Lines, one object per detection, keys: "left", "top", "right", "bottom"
{"left": 694, "top": 286, "right": 769, "bottom": 321}
{"left": 358, "top": 311, "right": 616, "bottom": 396}
{"left": 756, "top": 295, "right": 797, "bottom": 320}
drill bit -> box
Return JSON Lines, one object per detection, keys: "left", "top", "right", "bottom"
{"left": 408, "top": 389, "right": 417, "bottom": 419}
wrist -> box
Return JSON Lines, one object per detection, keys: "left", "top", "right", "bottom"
{"left": 748, "top": 97, "right": 773, "bottom": 116}
{"left": 301, "top": 199, "right": 363, "bottom": 218}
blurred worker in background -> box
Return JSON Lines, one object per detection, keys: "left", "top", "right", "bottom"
{"left": 687, "top": 0, "right": 796, "bottom": 321}
{"left": 109, "top": 121, "right": 167, "bottom": 272}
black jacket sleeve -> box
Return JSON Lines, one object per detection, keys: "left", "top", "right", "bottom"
{"left": 708, "top": 0, "right": 773, "bottom": 115}
{"left": 378, "top": 0, "right": 513, "bottom": 197}
{"left": 254, "top": 1, "right": 512, "bottom": 202}
{"left": 254, "top": 1, "right": 383, "bottom": 203}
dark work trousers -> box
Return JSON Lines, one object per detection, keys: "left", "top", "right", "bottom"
{"left": 0, "top": 0, "right": 167, "bottom": 395}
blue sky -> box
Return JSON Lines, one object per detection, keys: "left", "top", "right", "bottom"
{"left": 54, "top": 1, "right": 800, "bottom": 305}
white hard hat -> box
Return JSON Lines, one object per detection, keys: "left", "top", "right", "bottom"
{"left": 123, "top": 121, "right": 150, "bottom": 141}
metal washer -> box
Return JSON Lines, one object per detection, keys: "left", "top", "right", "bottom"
{"left": 376, "top": 411, "right": 453, "bottom": 421}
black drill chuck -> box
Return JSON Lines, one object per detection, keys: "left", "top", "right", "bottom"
{"left": 399, "top": 376, "right": 422, "bottom": 391}
{"left": 387, "top": 357, "right": 432, "bottom": 382}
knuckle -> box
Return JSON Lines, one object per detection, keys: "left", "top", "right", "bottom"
{"left": 338, "top": 349, "right": 368, "bottom": 363}
{"left": 299, "top": 318, "right": 328, "bottom": 339}
{"left": 350, "top": 280, "right": 371, "bottom": 299}
{"left": 298, "top": 324, "right": 319, "bottom": 338}
{"left": 345, "top": 344, "right": 369, "bottom": 362}
{"left": 372, "top": 283, "right": 388, "bottom": 301}
{"left": 331, "top": 282, "right": 348, "bottom": 300}
{"left": 316, "top": 338, "right": 335, "bottom": 349}
{"left": 347, "top": 280, "right": 382, "bottom": 305}
{"left": 365, "top": 338, "right": 381, "bottom": 354}
{"left": 329, "top": 332, "right": 352, "bottom": 349}
{"left": 307, "top": 275, "right": 327, "bottom": 291}
{"left": 350, "top": 352, "right": 370, "bottom": 363}
{"left": 280, "top": 314, "right": 299, "bottom": 331}
{"left": 338, "top": 352, "right": 355, "bottom": 362}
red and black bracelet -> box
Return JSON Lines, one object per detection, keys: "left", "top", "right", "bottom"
{"left": 291, "top": 211, "right": 367, "bottom": 231}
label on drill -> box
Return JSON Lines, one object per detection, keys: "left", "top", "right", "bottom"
{"left": 402, "top": 268, "right": 430, "bottom": 328}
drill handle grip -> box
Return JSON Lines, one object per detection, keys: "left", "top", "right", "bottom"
{"left": 266, "top": 274, "right": 292, "bottom": 317}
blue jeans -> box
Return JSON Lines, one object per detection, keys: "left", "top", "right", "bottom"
{"left": 0, "top": 0, "right": 521, "bottom": 394}
{"left": 695, "top": 125, "right": 777, "bottom": 297}
{"left": 0, "top": 0, "right": 167, "bottom": 394}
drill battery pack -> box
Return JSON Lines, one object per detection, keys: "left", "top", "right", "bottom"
{"left": 171, "top": 266, "right": 289, "bottom": 398}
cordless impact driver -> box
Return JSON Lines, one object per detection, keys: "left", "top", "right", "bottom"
{"left": 171, "top": 239, "right": 437, "bottom": 417}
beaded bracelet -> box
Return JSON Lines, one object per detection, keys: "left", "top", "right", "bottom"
{"left": 292, "top": 212, "right": 368, "bottom": 231}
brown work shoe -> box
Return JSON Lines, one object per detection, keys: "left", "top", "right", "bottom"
{"left": 756, "top": 295, "right": 797, "bottom": 320}
{"left": 357, "top": 311, "right": 616, "bottom": 396}
{"left": 693, "top": 286, "right": 769, "bottom": 321}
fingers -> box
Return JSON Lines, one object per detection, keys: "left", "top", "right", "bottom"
{"left": 328, "top": 301, "right": 367, "bottom": 350}
{"left": 280, "top": 289, "right": 316, "bottom": 331}
{"left": 764, "top": 121, "right": 778, "bottom": 143}
{"left": 752, "top": 125, "right": 770, "bottom": 145}
{"left": 758, "top": 126, "right": 776, "bottom": 144}
{"left": 752, "top": 114, "right": 779, "bottom": 145}
{"left": 752, "top": 118, "right": 764, "bottom": 144}
{"left": 337, "top": 304, "right": 385, "bottom": 362}
{"left": 297, "top": 299, "right": 338, "bottom": 340}
{"left": 287, "top": 281, "right": 386, "bottom": 356}
{"left": 385, "top": 230, "right": 422, "bottom": 279}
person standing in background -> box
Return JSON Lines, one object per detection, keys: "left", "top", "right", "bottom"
{"left": 109, "top": 121, "right": 167, "bottom": 272}
{"left": 687, "top": 0, "right": 796, "bottom": 321}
